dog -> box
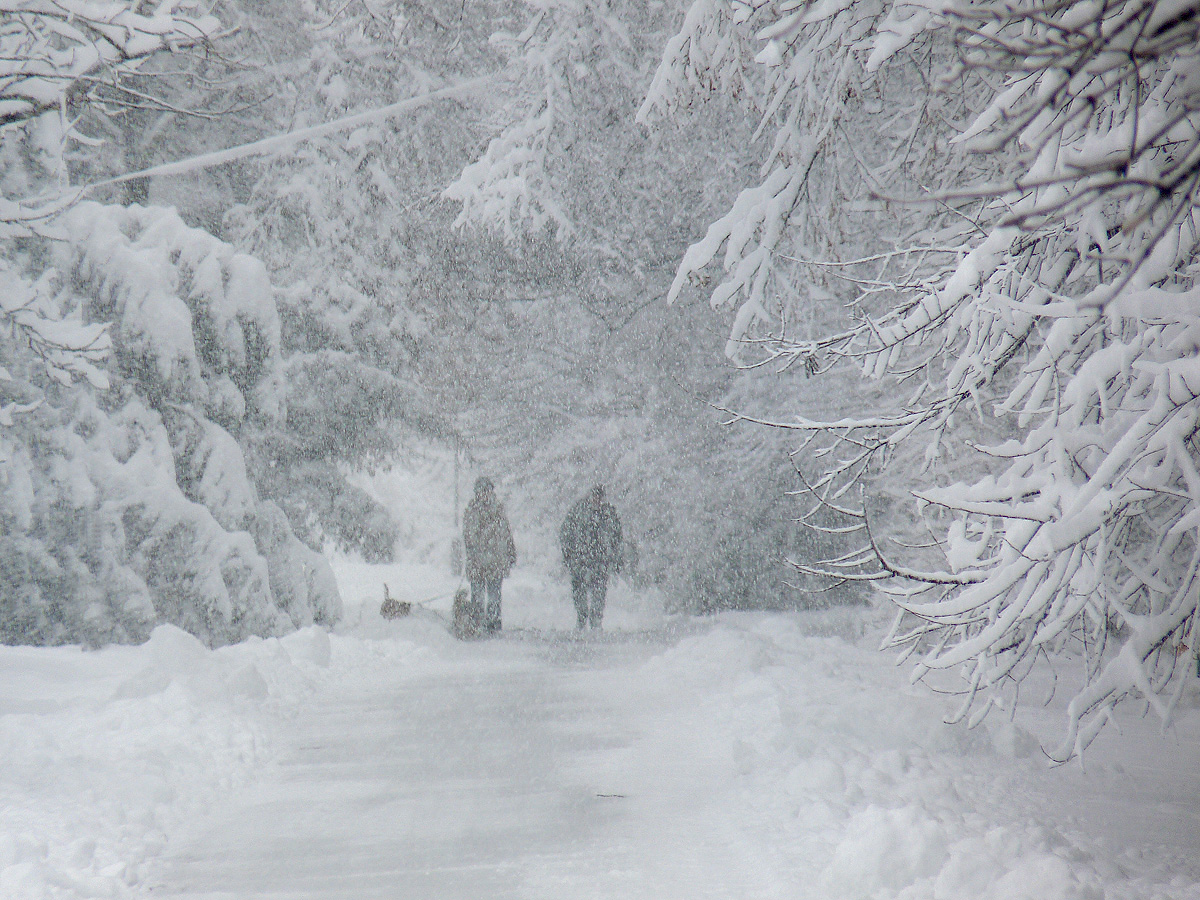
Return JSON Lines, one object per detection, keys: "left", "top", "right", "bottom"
{"left": 452, "top": 588, "right": 482, "bottom": 640}
{"left": 379, "top": 583, "right": 410, "bottom": 620}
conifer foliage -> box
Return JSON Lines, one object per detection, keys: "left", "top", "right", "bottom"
{"left": 1, "top": 1, "right": 340, "bottom": 646}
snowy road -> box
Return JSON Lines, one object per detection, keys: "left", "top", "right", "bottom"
{"left": 152, "top": 627, "right": 789, "bottom": 900}
{"left": 4, "top": 458, "right": 1196, "bottom": 899}
{"left": 131, "top": 607, "right": 1200, "bottom": 900}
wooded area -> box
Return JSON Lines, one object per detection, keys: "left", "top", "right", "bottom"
{"left": 2, "top": 0, "right": 1198, "bottom": 757}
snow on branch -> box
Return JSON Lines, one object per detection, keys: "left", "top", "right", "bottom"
{"left": 0, "top": 259, "right": 111, "bottom": 399}
{"left": 444, "top": 104, "right": 574, "bottom": 241}
{"left": 444, "top": 1, "right": 654, "bottom": 243}
{"left": 0, "top": 0, "right": 223, "bottom": 128}
{"left": 945, "top": 0, "right": 1200, "bottom": 304}
{"left": 637, "top": 0, "right": 759, "bottom": 124}
{"left": 648, "top": 0, "right": 1200, "bottom": 759}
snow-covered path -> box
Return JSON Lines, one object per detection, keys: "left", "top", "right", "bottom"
{"left": 154, "top": 627, "right": 788, "bottom": 899}
{"left": 5, "top": 454, "right": 1196, "bottom": 899}
{"left": 4, "top": 588, "right": 1197, "bottom": 899}
{"left": 144, "top": 609, "right": 1200, "bottom": 900}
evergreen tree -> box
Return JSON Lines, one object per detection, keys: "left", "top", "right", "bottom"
{"left": 1, "top": 1, "right": 341, "bottom": 646}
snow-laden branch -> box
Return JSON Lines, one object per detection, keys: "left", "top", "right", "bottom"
{"left": 2, "top": 76, "right": 494, "bottom": 235}
{"left": 646, "top": 0, "right": 1200, "bottom": 759}
{"left": 0, "top": 0, "right": 223, "bottom": 127}
{"left": 642, "top": 0, "right": 976, "bottom": 361}
{"left": 94, "top": 76, "right": 494, "bottom": 188}
{"left": 444, "top": 104, "right": 573, "bottom": 241}
{"left": 0, "top": 260, "right": 111, "bottom": 397}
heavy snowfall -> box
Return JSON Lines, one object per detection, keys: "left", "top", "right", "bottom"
{"left": 1, "top": 0, "right": 1199, "bottom": 897}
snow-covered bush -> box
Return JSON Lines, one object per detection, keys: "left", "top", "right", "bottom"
{"left": 642, "top": 0, "right": 1200, "bottom": 757}
{"left": 1, "top": 199, "right": 340, "bottom": 646}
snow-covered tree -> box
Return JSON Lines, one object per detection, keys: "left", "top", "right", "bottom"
{"left": 1, "top": 200, "right": 341, "bottom": 646}
{"left": 438, "top": 0, "right": 861, "bottom": 610}
{"left": 644, "top": 0, "right": 1200, "bottom": 758}
{"left": 210, "top": 0, "right": 515, "bottom": 556}
{"left": 1, "top": 1, "right": 342, "bottom": 646}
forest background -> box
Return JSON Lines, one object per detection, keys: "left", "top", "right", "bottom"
{"left": 2, "top": 0, "right": 1199, "bottom": 760}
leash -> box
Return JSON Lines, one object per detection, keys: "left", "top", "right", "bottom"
{"left": 410, "top": 588, "right": 459, "bottom": 608}
{"left": 407, "top": 580, "right": 467, "bottom": 627}
{"left": 383, "top": 580, "right": 464, "bottom": 609}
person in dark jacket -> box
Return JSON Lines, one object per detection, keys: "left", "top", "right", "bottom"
{"left": 560, "top": 484, "right": 622, "bottom": 630}
{"left": 462, "top": 476, "right": 516, "bottom": 634}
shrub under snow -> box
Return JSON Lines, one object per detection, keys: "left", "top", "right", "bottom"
{"left": 0, "top": 202, "right": 340, "bottom": 647}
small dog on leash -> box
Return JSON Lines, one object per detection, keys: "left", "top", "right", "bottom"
{"left": 379, "top": 583, "right": 410, "bottom": 620}
{"left": 452, "top": 588, "right": 482, "bottom": 640}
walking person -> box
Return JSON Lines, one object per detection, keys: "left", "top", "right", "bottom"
{"left": 462, "top": 476, "right": 516, "bottom": 635}
{"left": 560, "top": 484, "right": 623, "bottom": 631}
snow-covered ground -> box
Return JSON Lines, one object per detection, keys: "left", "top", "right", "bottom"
{"left": 2, "top": 458, "right": 1197, "bottom": 899}
{"left": 2, "top": 555, "right": 1197, "bottom": 899}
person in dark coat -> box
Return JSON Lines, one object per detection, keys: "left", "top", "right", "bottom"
{"left": 560, "top": 484, "right": 622, "bottom": 630}
{"left": 462, "top": 476, "right": 516, "bottom": 634}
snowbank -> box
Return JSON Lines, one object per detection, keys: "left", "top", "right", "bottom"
{"left": 0, "top": 624, "right": 333, "bottom": 899}
{"left": 616, "top": 612, "right": 1200, "bottom": 900}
